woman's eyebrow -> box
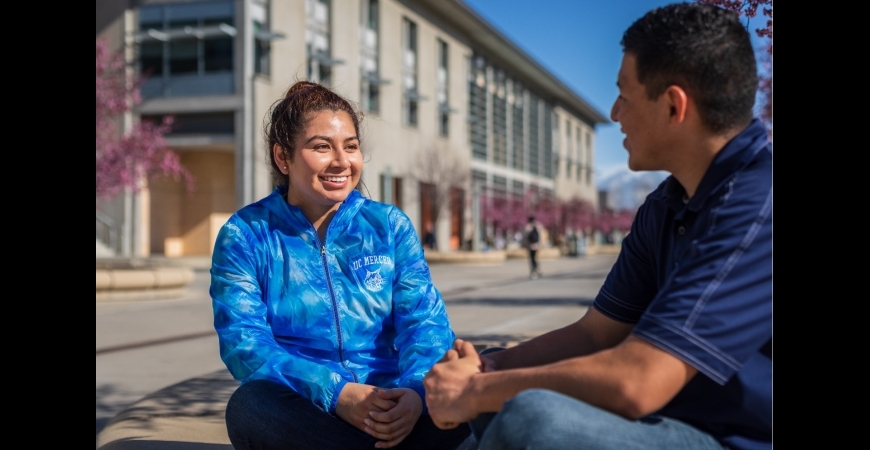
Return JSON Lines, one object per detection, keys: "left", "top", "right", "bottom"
{"left": 304, "top": 135, "right": 332, "bottom": 144}
{"left": 304, "top": 135, "right": 359, "bottom": 144}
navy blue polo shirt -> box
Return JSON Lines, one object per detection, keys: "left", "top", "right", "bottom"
{"left": 593, "top": 119, "right": 772, "bottom": 450}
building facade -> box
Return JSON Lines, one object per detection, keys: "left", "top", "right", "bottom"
{"left": 96, "top": 0, "right": 608, "bottom": 257}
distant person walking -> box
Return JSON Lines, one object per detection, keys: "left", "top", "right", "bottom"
{"left": 424, "top": 221, "right": 436, "bottom": 250}
{"left": 524, "top": 216, "right": 542, "bottom": 279}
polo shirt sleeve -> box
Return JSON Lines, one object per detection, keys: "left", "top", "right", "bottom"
{"left": 636, "top": 173, "right": 772, "bottom": 385}
{"left": 593, "top": 199, "right": 662, "bottom": 324}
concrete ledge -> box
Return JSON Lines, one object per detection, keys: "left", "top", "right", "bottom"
{"left": 96, "top": 265, "right": 195, "bottom": 302}
{"left": 96, "top": 268, "right": 195, "bottom": 290}
{"left": 586, "top": 244, "right": 622, "bottom": 255}
{"left": 96, "top": 287, "right": 189, "bottom": 302}
{"left": 96, "top": 369, "right": 238, "bottom": 450}
{"left": 424, "top": 250, "right": 507, "bottom": 264}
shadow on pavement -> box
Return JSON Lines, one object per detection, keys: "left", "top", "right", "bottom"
{"left": 98, "top": 439, "right": 232, "bottom": 450}
{"left": 97, "top": 370, "right": 239, "bottom": 449}
{"left": 97, "top": 417, "right": 112, "bottom": 435}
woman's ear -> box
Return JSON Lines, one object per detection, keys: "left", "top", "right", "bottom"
{"left": 273, "top": 144, "right": 290, "bottom": 174}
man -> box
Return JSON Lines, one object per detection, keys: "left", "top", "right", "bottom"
{"left": 524, "top": 216, "right": 542, "bottom": 279}
{"left": 423, "top": 3, "right": 772, "bottom": 450}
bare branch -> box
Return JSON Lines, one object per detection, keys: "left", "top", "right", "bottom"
{"left": 405, "top": 144, "right": 469, "bottom": 226}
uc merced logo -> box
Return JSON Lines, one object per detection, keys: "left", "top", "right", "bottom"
{"left": 352, "top": 254, "right": 393, "bottom": 293}
{"left": 364, "top": 269, "right": 387, "bottom": 292}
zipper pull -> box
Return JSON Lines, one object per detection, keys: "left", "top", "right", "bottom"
{"left": 321, "top": 245, "right": 326, "bottom": 256}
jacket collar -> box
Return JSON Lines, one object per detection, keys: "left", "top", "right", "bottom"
{"left": 260, "top": 186, "right": 366, "bottom": 242}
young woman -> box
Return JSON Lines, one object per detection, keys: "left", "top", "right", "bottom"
{"left": 211, "top": 81, "right": 471, "bottom": 449}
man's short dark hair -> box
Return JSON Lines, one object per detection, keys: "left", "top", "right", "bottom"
{"left": 621, "top": 2, "right": 758, "bottom": 133}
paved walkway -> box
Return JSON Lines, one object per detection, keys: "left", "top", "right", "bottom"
{"left": 96, "top": 253, "right": 619, "bottom": 448}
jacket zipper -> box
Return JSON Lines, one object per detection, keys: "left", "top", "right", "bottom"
{"left": 320, "top": 238, "right": 359, "bottom": 383}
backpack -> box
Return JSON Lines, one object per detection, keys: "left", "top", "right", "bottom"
{"left": 528, "top": 226, "right": 540, "bottom": 244}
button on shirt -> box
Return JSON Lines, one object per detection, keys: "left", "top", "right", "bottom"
{"left": 592, "top": 119, "right": 772, "bottom": 450}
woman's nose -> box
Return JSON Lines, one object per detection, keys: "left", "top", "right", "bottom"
{"left": 331, "top": 149, "right": 349, "bottom": 167}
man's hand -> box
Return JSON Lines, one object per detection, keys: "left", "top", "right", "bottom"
{"left": 423, "top": 339, "right": 484, "bottom": 429}
{"left": 335, "top": 383, "right": 397, "bottom": 433}
{"left": 365, "top": 388, "right": 423, "bottom": 448}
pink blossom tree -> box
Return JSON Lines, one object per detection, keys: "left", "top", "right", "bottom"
{"left": 698, "top": 0, "right": 773, "bottom": 139}
{"left": 558, "top": 197, "right": 596, "bottom": 236}
{"left": 96, "top": 38, "right": 191, "bottom": 200}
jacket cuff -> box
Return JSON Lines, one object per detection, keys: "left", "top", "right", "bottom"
{"left": 400, "top": 381, "right": 428, "bottom": 415}
{"left": 329, "top": 378, "right": 349, "bottom": 414}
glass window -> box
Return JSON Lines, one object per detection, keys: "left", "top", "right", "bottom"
{"left": 205, "top": 37, "right": 233, "bottom": 72}
{"left": 437, "top": 38, "right": 449, "bottom": 136}
{"left": 360, "top": 0, "right": 381, "bottom": 112}
{"left": 512, "top": 82, "right": 524, "bottom": 170}
{"left": 402, "top": 17, "right": 418, "bottom": 126}
{"left": 140, "top": 42, "right": 164, "bottom": 76}
{"left": 306, "top": 0, "right": 333, "bottom": 85}
{"left": 469, "top": 55, "right": 487, "bottom": 160}
{"left": 586, "top": 132, "right": 593, "bottom": 186}
{"left": 543, "top": 104, "right": 553, "bottom": 178}
{"left": 253, "top": 21, "right": 270, "bottom": 75}
{"left": 528, "top": 95, "right": 539, "bottom": 176}
{"left": 380, "top": 173, "right": 403, "bottom": 209}
{"left": 493, "top": 70, "right": 507, "bottom": 166}
{"left": 169, "top": 39, "right": 198, "bottom": 74}
{"left": 137, "top": 1, "right": 235, "bottom": 97}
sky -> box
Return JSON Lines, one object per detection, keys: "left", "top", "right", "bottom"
{"left": 461, "top": 0, "right": 769, "bottom": 182}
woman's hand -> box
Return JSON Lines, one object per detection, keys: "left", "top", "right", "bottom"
{"left": 365, "top": 388, "right": 423, "bottom": 448}
{"left": 335, "top": 383, "right": 397, "bottom": 433}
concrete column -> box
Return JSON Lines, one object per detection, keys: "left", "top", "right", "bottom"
{"left": 235, "top": 0, "right": 255, "bottom": 209}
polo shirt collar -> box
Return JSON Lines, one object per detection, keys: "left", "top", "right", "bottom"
{"left": 664, "top": 119, "right": 770, "bottom": 214}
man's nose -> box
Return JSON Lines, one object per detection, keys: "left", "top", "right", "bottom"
{"left": 610, "top": 99, "right": 620, "bottom": 122}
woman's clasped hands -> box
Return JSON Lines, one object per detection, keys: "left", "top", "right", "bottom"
{"left": 336, "top": 383, "right": 423, "bottom": 448}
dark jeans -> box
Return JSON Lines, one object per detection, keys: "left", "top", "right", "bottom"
{"left": 528, "top": 249, "right": 539, "bottom": 274}
{"left": 225, "top": 379, "right": 472, "bottom": 450}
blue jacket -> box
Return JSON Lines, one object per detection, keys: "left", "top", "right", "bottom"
{"left": 210, "top": 187, "right": 454, "bottom": 413}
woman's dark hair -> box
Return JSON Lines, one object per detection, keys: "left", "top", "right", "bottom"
{"left": 265, "top": 81, "right": 363, "bottom": 186}
{"left": 621, "top": 3, "right": 758, "bottom": 133}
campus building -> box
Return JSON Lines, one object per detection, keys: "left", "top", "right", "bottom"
{"left": 96, "top": 0, "right": 607, "bottom": 257}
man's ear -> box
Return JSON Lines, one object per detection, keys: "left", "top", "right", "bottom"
{"left": 664, "top": 85, "right": 689, "bottom": 125}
